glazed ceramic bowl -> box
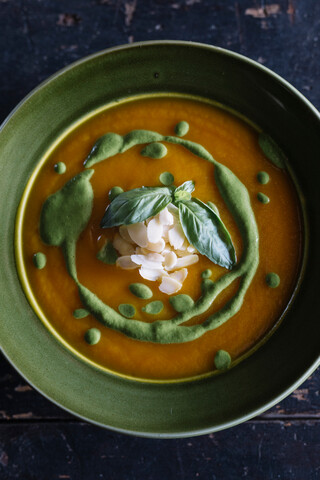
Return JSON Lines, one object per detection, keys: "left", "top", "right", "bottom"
{"left": 0, "top": 41, "right": 319, "bottom": 437}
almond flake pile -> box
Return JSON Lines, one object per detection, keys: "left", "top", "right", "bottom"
{"left": 112, "top": 204, "right": 199, "bottom": 294}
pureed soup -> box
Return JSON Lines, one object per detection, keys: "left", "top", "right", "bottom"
{"left": 17, "top": 96, "right": 302, "bottom": 381}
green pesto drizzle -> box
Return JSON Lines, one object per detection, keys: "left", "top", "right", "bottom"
{"left": 53, "top": 162, "right": 67, "bottom": 175}
{"left": 201, "top": 278, "right": 214, "bottom": 293}
{"left": 73, "top": 308, "right": 89, "bottom": 319}
{"left": 214, "top": 350, "right": 231, "bottom": 370}
{"left": 40, "top": 125, "right": 259, "bottom": 344}
{"left": 129, "top": 283, "right": 153, "bottom": 299}
{"left": 175, "top": 121, "right": 189, "bottom": 137}
{"left": 142, "top": 301, "right": 164, "bottom": 315}
{"left": 141, "top": 142, "right": 167, "bottom": 159}
{"left": 84, "top": 328, "right": 101, "bottom": 345}
{"left": 170, "top": 294, "right": 194, "bottom": 313}
{"left": 257, "top": 171, "right": 270, "bottom": 185}
{"left": 159, "top": 171, "right": 174, "bottom": 185}
{"left": 201, "top": 269, "right": 212, "bottom": 279}
{"left": 266, "top": 272, "right": 280, "bottom": 288}
{"left": 118, "top": 304, "right": 136, "bottom": 318}
{"left": 257, "top": 192, "right": 270, "bottom": 204}
{"left": 84, "top": 130, "right": 214, "bottom": 168}
{"left": 54, "top": 162, "right": 66, "bottom": 174}
{"left": 40, "top": 170, "right": 94, "bottom": 281}
{"left": 33, "top": 252, "right": 46, "bottom": 269}
{"left": 258, "top": 133, "right": 286, "bottom": 169}
{"left": 109, "top": 186, "right": 123, "bottom": 201}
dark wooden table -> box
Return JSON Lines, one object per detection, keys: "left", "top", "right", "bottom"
{"left": 1, "top": 1, "right": 319, "bottom": 478}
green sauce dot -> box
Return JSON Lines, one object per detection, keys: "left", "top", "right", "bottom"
{"left": 174, "top": 121, "right": 189, "bottom": 137}
{"left": 142, "top": 300, "right": 164, "bottom": 315}
{"left": 266, "top": 272, "right": 280, "bottom": 288}
{"left": 54, "top": 162, "right": 66, "bottom": 174}
{"left": 214, "top": 350, "right": 231, "bottom": 370}
{"left": 33, "top": 252, "right": 47, "bottom": 270}
{"left": 201, "top": 278, "right": 214, "bottom": 293}
{"left": 258, "top": 133, "right": 286, "bottom": 169}
{"left": 257, "top": 171, "right": 270, "bottom": 185}
{"left": 109, "top": 186, "right": 123, "bottom": 202}
{"left": 159, "top": 171, "right": 174, "bottom": 185}
{"left": 73, "top": 308, "right": 89, "bottom": 319}
{"left": 169, "top": 294, "right": 194, "bottom": 313}
{"left": 257, "top": 192, "right": 270, "bottom": 204}
{"left": 201, "top": 269, "right": 212, "bottom": 279}
{"left": 141, "top": 142, "right": 167, "bottom": 159}
{"left": 96, "top": 240, "right": 118, "bottom": 265}
{"left": 129, "top": 283, "right": 153, "bottom": 299}
{"left": 118, "top": 304, "right": 136, "bottom": 318}
{"left": 84, "top": 328, "right": 101, "bottom": 345}
{"left": 207, "top": 201, "right": 220, "bottom": 216}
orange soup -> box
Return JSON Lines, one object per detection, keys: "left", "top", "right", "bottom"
{"left": 17, "top": 96, "right": 302, "bottom": 381}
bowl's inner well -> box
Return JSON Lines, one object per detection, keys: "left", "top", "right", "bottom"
{"left": 16, "top": 94, "right": 303, "bottom": 382}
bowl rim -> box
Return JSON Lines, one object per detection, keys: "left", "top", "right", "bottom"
{"left": 1, "top": 40, "right": 319, "bottom": 438}
{"left": 2, "top": 40, "right": 320, "bottom": 132}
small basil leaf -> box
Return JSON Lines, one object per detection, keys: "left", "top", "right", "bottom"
{"left": 101, "top": 186, "right": 173, "bottom": 228}
{"left": 174, "top": 181, "right": 195, "bottom": 203}
{"left": 175, "top": 180, "right": 195, "bottom": 195}
{"left": 178, "top": 198, "right": 237, "bottom": 269}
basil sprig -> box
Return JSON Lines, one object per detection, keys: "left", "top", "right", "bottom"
{"left": 178, "top": 198, "right": 236, "bottom": 269}
{"left": 101, "top": 180, "right": 236, "bottom": 269}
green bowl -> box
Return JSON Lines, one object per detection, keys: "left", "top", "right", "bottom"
{"left": 0, "top": 41, "right": 319, "bottom": 438}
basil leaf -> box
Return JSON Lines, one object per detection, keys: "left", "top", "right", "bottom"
{"left": 178, "top": 198, "right": 237, "bottom": 269}
{"left": 175, "top": 180, "right": 195, "bottom": 194}
{"left": 174, "top": 180, "right": 195, "bottom": 202}
{"left": 101, "top": 186, "right": 173, "bottom": 228}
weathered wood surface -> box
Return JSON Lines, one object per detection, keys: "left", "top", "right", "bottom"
{"left": 0, "top": 421, "right": 320, "bottom": 480}
{"left": 0, "top": 0, "right": 319, "bottom": 478}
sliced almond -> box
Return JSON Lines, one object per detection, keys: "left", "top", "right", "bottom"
{"left": 169, "top": 268, "right": 188, "bottom": 283}
{"left": 174, "top": 254, "right": 199, "bottom": 268}
{"left": 164, "top": 251, "right": 177, "bottom": 269}
{"left": 116, "top": 256, "right": 139, "bottom": 270}
{"left": 159, "top": 276, "right": 182, "bottom": 295}
{"left": 167, "top": 203, "right": 179, "bottom": 221}
{"left": 162, "top": 224, "right": 171, "bottom": 242}
{"left": 187, "top": 245, "right": 197, "bottom": 253}
{"left": 147, "top": 218, "right": 163, "bottom": 244}
{"left": 168, "top": 224, "right": 185, "bottom": 250}
{"left": 139, "top": 267, "right": 166, "bottom": 282}
{"left": 119, "top": 225, "right": 135, "bottom": 244}
{"left": 161, "top": 245, "right": 172, "bottom": 255}
{"left": 135, "top": 246, "right": 150, "bottom": 255}
{"left": 146, "top": 238, "right": 166, "bottom": 253}
{"left": 127, "top": 222, "right": 148, "bottom": 247}
{"left": 146, "top": 253, "right": 164, "bottom": 262}
{"left": 158, "top": 207, "right": 174, "bottom": 226}
{"left": 113, "top": 233, "right": 136, "bottom": 256}
{"left": 176, "top": 239, "right": 189, "bottom": 253}
{"left": 131, "top": 254, "right": 163, "bottom": 270}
